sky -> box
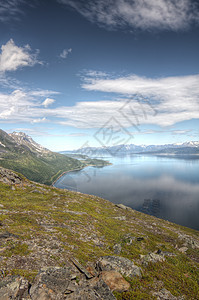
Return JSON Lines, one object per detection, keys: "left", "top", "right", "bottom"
{"left": 0, "top": 0, "right": 199, "bottom": 151}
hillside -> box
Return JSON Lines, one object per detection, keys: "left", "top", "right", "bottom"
{"left": 0, "top": 167, "right": 198, "bottom": 299}
{"left": 0, "top": 130, "right": 109, "bottom": 185}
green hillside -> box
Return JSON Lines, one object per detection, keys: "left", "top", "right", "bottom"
{"left": 0, "top": 129, "right": 109, "bottom": 185}
{"left": 0, "top": 168, "right": 198, "bottom": 299}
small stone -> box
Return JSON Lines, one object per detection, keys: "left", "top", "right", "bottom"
{"left": 113, "top": 243, "right": 122, "bottom": 254}
{"left": 100, "top": 271, "right": 130, "bottom": 292}
{"left": 137, "top": 237, "right": 144, "bottom": 241}
{"left": 178, "top": 247, "right": 188, "bottom": 253}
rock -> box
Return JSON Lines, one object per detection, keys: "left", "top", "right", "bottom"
{"left": 137, "top": 237, "right": 144, "bottom": 241}
{"left": 178, "top": 234, "right": 199, "bottom": 249}
{"left": 96, "top": 256, "right": 142, "bottom": 278}
{"left": 0, "top": 167, "right": 22, "bottom": 185}
{"left": 0, "top": 276, "right": 30, "bottom": 299}
{"left": 66, "top": 278, "right": 116, "bottom": 300}
{"left": 30, "top": 266, "right": 79, "bottom": 300}
{"left": 113, "top": 216, "right": 126, "bottom": 221}
{"left": 113, "top": 243, "right": 122, "bottom": 254}
{"left": 0, "top": 231, "right": 19, "bottom": 239}
{"left": 29, "top": 264, "right": 116, "bottom": 300}
{"left": 115, "top": 204, "right": 132, "bottom": 210}
{"left": 178, "top": 247, "right": 188, "bottom": 253}
{"left": 140, "top": 252, "right": 165, "bottom": 264}
{"left": 153, "top": 288, "right": 185, "bottom": 300}
{"left": 100, "top": 271, "right": 130, "bottom": 292}
{"left": 70, "top": 258, "right": 93, "bottom": 279}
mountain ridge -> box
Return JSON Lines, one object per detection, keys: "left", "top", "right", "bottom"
{"left": 61, "top": 141, "right": 199, "bottom": 156}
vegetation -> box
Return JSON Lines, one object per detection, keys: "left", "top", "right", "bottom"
{"left": 0, "top": 171, "right": 198, "bottom": 299}
{"left": 0, "top": 129, "right": 110, "bottom": 185}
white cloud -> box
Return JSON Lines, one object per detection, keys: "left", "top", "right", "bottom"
{"left": 0, "top": 73, "right": 199, "bottom": 129}
{"left": 42, "top": 98, "right": 55, "bottom": 107}
{"left": 32, "top": 117, "right": 48, "bottom": 124}
{"left": 58, "top": 0, "right": 199, "bottom": 31}
{"left": 59, "top": 48, "right": 72, "bottom": 59}
{"left": 79, "top": 73, "right": 199, "bottom": 127}
{"left": 0, "top": 39, "right": 41, "bottom": 73}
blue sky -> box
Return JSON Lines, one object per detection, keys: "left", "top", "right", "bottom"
{"left": 0, "top": 0, "right": 199, "bottom": 151}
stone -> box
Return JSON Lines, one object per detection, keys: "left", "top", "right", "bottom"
{"left": 0, "top": 167, "right": 22, "bottom": 185}
{"left": 0, "top": 231, "right": 19, "bottom": 239}
{"left": 178, "top": 247, "right": 188, "bottom": 253}
{"left": 113, "top": 243, "right": 122, "bottom": 254}
{"left": 115, "top": 204, "right": 132, "bottom": 210}
{"left": 0, "top": 276, "right": 30, "bottom": 299}
{"left": 113, "top": 216, "right": 126, "bottom": 221}
{"left": 66, "top": 278, "right": 116, "bottom": 300}
{"left": 70, "top": 258, "right": 93, "bottom": 279}
{"left": 30, "top": 266, "right": 78, "bottom": 300}
{"left": 153, "top": 288, "right": 185, "bottom": 300}
{"left": 178, "top": 234, "right": 199, "bottom": 249}
{"left": 96, "top": 256, "right": 142, "bottom": 278}
{"left": 140, "top": 252, "right": 165, "bottom": 264}
{"left": 100, "top": 271, "right": 130, "bottom": 292}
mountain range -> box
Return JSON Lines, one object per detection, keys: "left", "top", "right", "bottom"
{"left": 61, "top": 141, "right": 199, "bottom": 156}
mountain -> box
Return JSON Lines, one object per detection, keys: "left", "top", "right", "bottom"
{"left": 139, "top": 146, "right": 199, "bottom": 156}
{"left": 62, "top": 141, "right": 199, "bottom": 156}
{"left": 0, "top": 129, "right": 84, "bottom": 185}
{"left": 0, "top": 167, "right": 198, "bottom": 299}
{"left": 9, "top": 131, "right": 50, "bottom": 155}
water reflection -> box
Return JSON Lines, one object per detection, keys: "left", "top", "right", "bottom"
{"left": 55, "top": 155, "right": 199, "bottom": 230}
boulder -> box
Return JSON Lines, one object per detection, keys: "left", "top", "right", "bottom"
{"left": 30, "top": 266, "right": 79, "bottom": 300}
{"left": 0, "top": 276, "right": 30, "bottom": 299}
{"left": 100, "top": 271, "right": 130, "bottom": 292}
{"left": 153, "top": 288, "right": 185, "bottom": 300}
{"left": 96, "top": 256, "right": 142, "bottom": 278}
{"left": 0, "top": 167, "right": 22, "bottom": 185}
{"left": 140, "top": 252, "right": 165, "bottom": 264}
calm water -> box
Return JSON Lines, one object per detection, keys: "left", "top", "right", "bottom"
{"left": 54, "top": 155, "right": 199, "bottom": 230}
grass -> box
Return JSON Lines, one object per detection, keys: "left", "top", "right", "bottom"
{"left": 0, "top": 174, "right": 198, "bottom": 299}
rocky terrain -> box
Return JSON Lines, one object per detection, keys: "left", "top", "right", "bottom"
{"left": 0, "top": 167, "right": 199, "bottom": 299}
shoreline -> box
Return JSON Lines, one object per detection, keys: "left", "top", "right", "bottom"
{"left": 52, "top": 162, "right": 111, "bottom": 186}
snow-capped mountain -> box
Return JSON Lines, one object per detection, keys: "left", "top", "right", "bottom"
{"left": 9, "top": 132, "right": 50, "bottom": 154}
{"left": 61, "top": 141, "right": 199, "bottom": 156}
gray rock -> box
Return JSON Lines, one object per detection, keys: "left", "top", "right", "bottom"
{"left": 178, "top": 234, "right": 199, "bottom": 249}
{"left": 140, "top": 252, "right": 165, "bottom": 264}
{"left": 115, "top": 204, "right": 132, "bottom": 210}
{"left": 66, "top": 278, "right": 116, "bottom": 300}
{"left": 0, "top": 276, "right": 30, "bottom": 299}
{"left": 96, "top": 256, "right": 142, "bottom": 278}
{"left": 0, "top": 167, "right": 22, "bottom": 185}
{"left": 30, "top": 266, "right": 78, "bottom": 299}
{"left": 153, "top": 288, "right": 185, "bottom": 300}
{"left": 113, "top": 243, "right": 122, "bottom": 254}
{"left": 70, "top": 258, "right": 93, "bottom": 279}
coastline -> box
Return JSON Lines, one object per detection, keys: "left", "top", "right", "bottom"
{"left": 52, "top": 162, "right": 112, "bottom": 186}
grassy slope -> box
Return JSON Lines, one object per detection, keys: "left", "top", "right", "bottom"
{"left": 0, "top": 151, "right": 84, "bottom": 185}
{"left": 0, "top": 173, "right": 198, "bottom": 299}
{"left": 0, "top": 146, "right": 110, "bottom": 186}
{"left": 0, "top": 129, "right": 110, "bottom": 185}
